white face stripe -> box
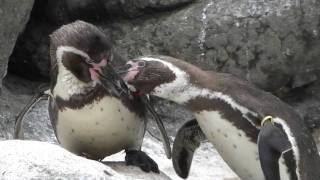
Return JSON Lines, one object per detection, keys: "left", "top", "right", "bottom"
{"left": 273, "top": 117, "right": 301, "bottom": 180}
{"left": 56, "top": 46, "right": 90, "bottom": 63}
{"left": 53, "top": 46, "right": 95, "bottom": 100}
{"left": 138, "top": 57, "right": 259, "bottom": 126}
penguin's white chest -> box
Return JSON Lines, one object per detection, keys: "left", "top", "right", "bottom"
{"left": 195, "top": 110, "right": 291, "bottom": 180}
{"left": 56, "top": 96, "right": 145, "bottom": 159}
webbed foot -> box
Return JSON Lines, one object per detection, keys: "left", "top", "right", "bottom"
{"left": 125, "top": 150, "right": 159, "bottom": 173}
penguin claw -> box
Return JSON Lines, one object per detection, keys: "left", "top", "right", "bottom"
{"left": 125, "top": 150, "right": 159, "bottom": 173}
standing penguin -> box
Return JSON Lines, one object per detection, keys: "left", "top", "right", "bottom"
{"left": 121, "top": 55, "right": 320, "bottom": 180}
{"left": 47, "top": 21, "right": 159, "bottom": 172}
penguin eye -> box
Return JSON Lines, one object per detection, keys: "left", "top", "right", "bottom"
{"left": 137, "top": 61, "right": 146, "bottom": 68}
{"left": 85, "top": 57, "right": 94, "bottom": 64}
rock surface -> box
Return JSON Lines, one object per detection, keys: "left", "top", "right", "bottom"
{"left": 0, "top": 74, "right": 44, "bottom": 140}
{"left": 0, "top": 140, "right": 170, "bottom": 180}
{"left": 0, "top": 0, "right": 34, "bottom": 86}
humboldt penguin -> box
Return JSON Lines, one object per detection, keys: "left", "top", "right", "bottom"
{"left": 121, "top": 55, "right": 320, "bottom": 180}
{"left": 48, "top": 21, "right": 159, "bottom": 172}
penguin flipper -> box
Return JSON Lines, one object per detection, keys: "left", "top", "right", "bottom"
{"left": 140, "top": 95, "right": 172, "bottom": 159}
{"left": 14, "top": 89, "right": 50, "bottom": 139}
{"left": 258, "top": 122, "right": 292, "bottom": 180}
{"left": 172, "top": 119, "right": 206, "bottom": 179}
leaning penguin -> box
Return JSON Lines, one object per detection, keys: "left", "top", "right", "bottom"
{"left": 121, "top": 55, "right": 320, "bottom": 180}
{"left": 47, "top": 21, "right": 160, "bottom": 172}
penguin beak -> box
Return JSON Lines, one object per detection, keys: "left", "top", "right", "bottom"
{"left": 91, "top": 59, "right": 130, "bottom": 97}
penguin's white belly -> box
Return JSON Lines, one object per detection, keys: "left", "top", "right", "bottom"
{"left": 195, "top": 111, "right": 291, "bottom": 180}
{"left": 56, "top": 96, "right": 145, "bottom": 159}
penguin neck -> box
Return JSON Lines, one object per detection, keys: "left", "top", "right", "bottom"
{"left": 148, "top": 58, "right": 256, "bottom": 118}
{"left": 53, "top": 46, "right": 97, "bottom": 100}
{"left": 148, "top": 58, "right": 205, "bottom": 105}
{"left": 54, "top": 62, "right": 97, "bottom": 100}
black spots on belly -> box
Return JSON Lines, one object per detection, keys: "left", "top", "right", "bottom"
{"left": 71, "top": 129, "right": 75, "bottom": 133}
{"left": 233, "top": 144, "right": 237, "bottom": 149}
{"left": 186, "top": 97, "right": 259, "bottom": 143}
{"left": 210, "top": 132, "right": 215, "bottom": 138}
{"left": 238, "top": 133, "right": 242, "bottom": 137}
{"left": 217, "top": 129, "right": 221, "bottom": 133}
{"left": 224, "top": 134, "right": 228, "bottom": 138}
{"left": 118, "top": 109, "right": 121, "bottom": 112}
{"left": 100, "top": 108, "right": 104, "bottom": 111}
{"left": 126, "top": 126, "right": 131, "bottom": 131}
{"left": 95, "top": 122, "right": 100, "bottom": 126}
{"left": 121, "top": 117, "right": 124, "bottom": 122}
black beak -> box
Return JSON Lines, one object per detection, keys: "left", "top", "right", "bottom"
{"left": 98, "top": 64, "right": 130, "bottom": 98}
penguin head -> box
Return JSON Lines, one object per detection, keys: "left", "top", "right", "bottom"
{"left": 50, "top": 20, "right": 121, "bottom": 84}
{"left": 122, "top": 57, "right": 177, "bottom": 95}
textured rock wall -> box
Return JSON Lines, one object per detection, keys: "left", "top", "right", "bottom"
{"left": 0, "top": 0, "right": 34, "bottom": 87}
{"left": 0, "top": 0, "right": 35, "bottom": 139}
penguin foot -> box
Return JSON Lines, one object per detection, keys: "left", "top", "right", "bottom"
{"left": 125, "top": 150, "right": 159, "bottom": 173}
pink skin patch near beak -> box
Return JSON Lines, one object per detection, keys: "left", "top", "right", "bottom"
{"left": 89, "top": 59, "right": 108, "bottom": 82}
{"left": 123, "top": 61, "right": 141, "bottom": 82}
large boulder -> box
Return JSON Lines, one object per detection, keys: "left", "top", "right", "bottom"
{"left": 0, "top": 140, "right": 170, "bottom": 180}
{"left": 0, "top": 0, "right": 34, "bottom": 87}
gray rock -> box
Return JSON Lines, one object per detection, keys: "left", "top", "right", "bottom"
{"left": 0, "top": 74, "right": 43, "bottom": 140}
{"left": 0, "top": 140, "right": 122, "bottom": 179}
{"left": 0, "top": 0, "right": 34, "bottom": 86}
{"left": 105, "top": 162, "right": 170, "bottom": 180}
{"left": 0, "top": 140, "right": 170, "bottom": 180}
{"left": 43, "top": 0, "right": 196, "bottom": 24}
{"left": 105, "top": 0, "right": 320, "bottom": 93}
